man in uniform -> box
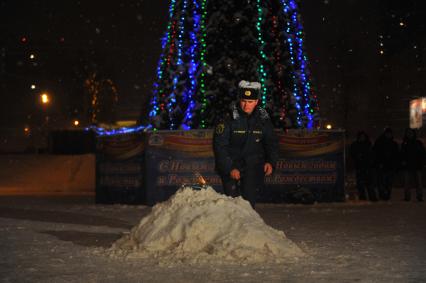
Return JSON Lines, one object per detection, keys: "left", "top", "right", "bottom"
{"left": 213, "top": 80, "right": 278, "bottom": 208}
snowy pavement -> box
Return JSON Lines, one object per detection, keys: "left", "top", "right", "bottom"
{"left": 1, "top": 192, "right": 425, "bottom": 283}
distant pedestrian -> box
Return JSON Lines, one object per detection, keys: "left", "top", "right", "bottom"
{"left": 400, "top": 128, "right": 425, "bottom": 202}
{"left": 350, "top": 131, "right": 377, "bottom": 201}
{"left": 372, "top": 127, "right": 399, "bottom": 201}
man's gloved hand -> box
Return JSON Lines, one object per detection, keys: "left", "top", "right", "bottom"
{"left": 230, "top": 169, "right": 241, "bottom": 180}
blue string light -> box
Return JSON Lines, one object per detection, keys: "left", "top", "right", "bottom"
{"left": 280, "top": 0, "right": 316, "bottom": 128}
{"left": 280, "top": 2, "right": 303, "bottom": 126}
{"left": 148, "top": 0, "right": 178, "bottom": 125}
{"left": 182, "top": 0, "right": 201, "bottom": 129}
{"left": 86, "top": 124, "right": 152, "bottom": 136}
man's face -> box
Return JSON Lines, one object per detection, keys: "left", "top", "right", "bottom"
{"left": 240, "top": 99, "right": 259, "bottom": 114}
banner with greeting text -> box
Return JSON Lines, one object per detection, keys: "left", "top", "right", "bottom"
{"left": 144, "top": 130, "right": 222, "bottom": 205}
{"left": 144, "top": 129, "right": 345, "bottom": 205}
{"left": 261, "top": 130, "right": 345, "bottom": 203}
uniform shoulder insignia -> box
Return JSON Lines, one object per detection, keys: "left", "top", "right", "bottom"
{"left": 231, "top": 103, "right": 239, "bottom": 120}
{"left": 215, "top": 123, "right": 225, "bottom": 135}
{"left": 258, "top": 107, "right": 270, "bottom": 120}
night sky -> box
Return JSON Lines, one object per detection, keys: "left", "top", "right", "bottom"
{"left": 301, "top": 0, "right": 425, "bottom": 136}
{"left": 1, "top": 0, "right": 425, "bottom": 138}
{"left": 1, "top": 0, "right": 169, "bottom": 129}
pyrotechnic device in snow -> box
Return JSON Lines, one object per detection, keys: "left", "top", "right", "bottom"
{"left": 182, "top": 172, "right": 208, "bottom": 190}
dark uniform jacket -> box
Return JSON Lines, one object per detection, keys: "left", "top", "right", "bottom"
{"left": 213, "top": 103, "right": 278, "bottom": 175}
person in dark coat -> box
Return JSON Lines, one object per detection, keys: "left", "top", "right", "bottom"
{"left": 400, "top": 128, "right": 425, "bottom": 202}
{"left": 372, "top": 127, "right": 399, "bottom": 201}
{"left": 213, "top": 80, "right": 278, "bottom": 208}
{"left": 350, "top": 131, "right": 377, "bottom": 201}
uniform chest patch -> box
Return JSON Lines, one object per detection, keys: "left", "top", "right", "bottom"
{"left": 215, "top": 123, "right": 225, "bottom": 135}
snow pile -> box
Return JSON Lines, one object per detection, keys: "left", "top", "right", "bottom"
{"left": 110, "top": 187, "right": 304, "bottom": 264}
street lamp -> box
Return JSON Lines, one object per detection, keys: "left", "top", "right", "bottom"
{"left": 37, "top": 92, "right": 51, "bottom": 152}
{"left": 40, "top": 93, "right": 50, "bottom": 105}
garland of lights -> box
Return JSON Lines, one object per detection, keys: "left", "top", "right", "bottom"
{"left": 281, "top": 0, "right": 302, "bottom": 126}
{"left": 86, "top": 124, "right": 151, "bottom": 136}
{"left": 256, "top": 0, "right": 268, "bottom": 106}
{"left": 280, "top": 0, "right": 317, "bottom": 128}
{"left": 270, "top": 12, "right": 287, "bottom": 123}
{"left": 163, "top": 20, "right": 177, "bottom": 114}
{"left": 149, "top": 0, "right": 206, "bottom": 130}
{"left": 292, "top": 4, "right": 314, "bottom": 127}
{"left": 149, "top": 0, "right": 178, "bottom": 127}
{"left": 182, "top": 0, "right": 201, "bottom": 130}
{"left": 166, "top": 0, "right": 188, "bottom": 129}
{"left": 199, "top": 0, "right": 207, "bottom": 128}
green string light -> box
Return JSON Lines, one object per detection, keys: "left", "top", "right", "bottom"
{"left": 256, "top": 0, "right": 268, "bottom": 106}
{"left": 199, "top": 0, "right": 208, "bottom": 128}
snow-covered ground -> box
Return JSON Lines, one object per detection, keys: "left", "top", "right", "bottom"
{"left": 1, "top": 190, "right": 425, "bottom": 283}
{"left": 0, "top": 154, "right": 95, "bottom": 196}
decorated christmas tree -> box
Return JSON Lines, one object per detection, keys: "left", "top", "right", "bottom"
{"left": 145, "top": 0, "right": 319, "bottom": 130}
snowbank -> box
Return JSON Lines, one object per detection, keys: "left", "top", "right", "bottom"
{"left": 110, "top": 187, "right": 304, "bottom": 264}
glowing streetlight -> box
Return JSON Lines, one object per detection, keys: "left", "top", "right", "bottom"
{"left": 40, "top": 93, "right": 50, "bottom": 104}
{"left": 29, "top": 53, "right": 35, "bottom": 59}
{"left": 73, "top": 120, "right": 80, "bottom": 126}
{"left": 325, "top": 124, "right": 333, "bottom": 130}
{"left": 30, "top": 84, "right": 36, "bottom": 89}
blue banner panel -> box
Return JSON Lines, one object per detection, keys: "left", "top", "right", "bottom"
{"left": 144, "top": 129, "right": 345, "bottom": 205}
{"left": 95, "top": 129, "right": 346, "bottom": 205}
{"left": 95, "top": 132, "right": 145, "bottom": 204}
{"left": 144, "top": 130, "right": 222, "bottom": 205}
